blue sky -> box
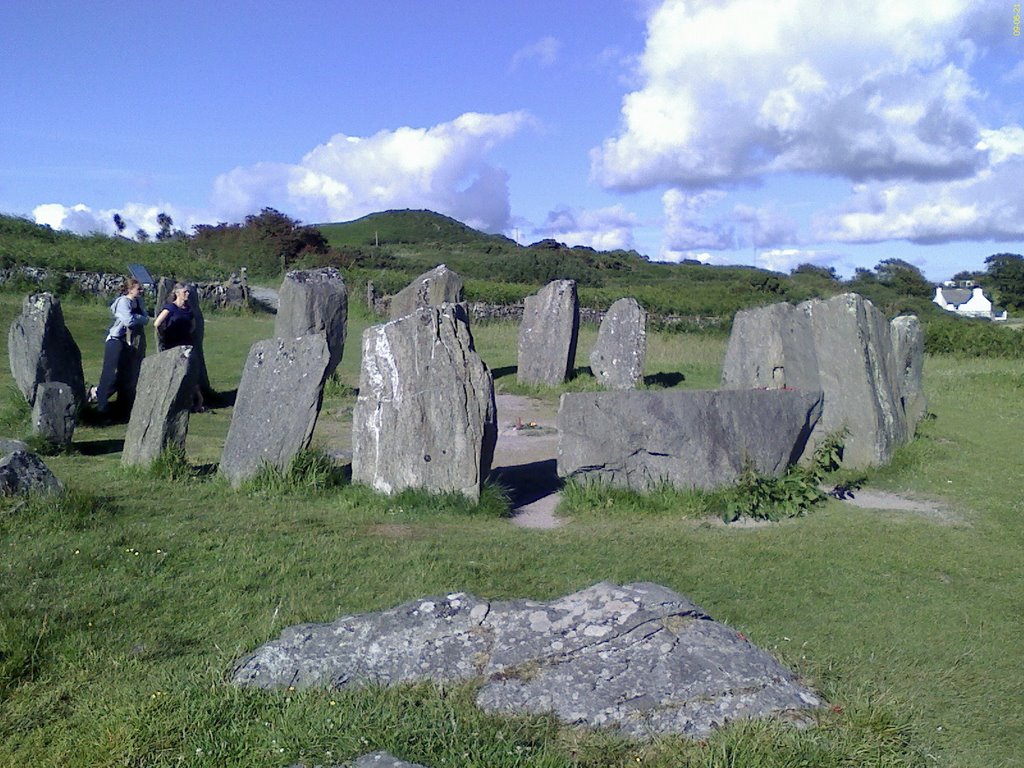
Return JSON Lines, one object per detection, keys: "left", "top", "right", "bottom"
{"left": 2, "top": 0, "right": 1023, "bottom": 280}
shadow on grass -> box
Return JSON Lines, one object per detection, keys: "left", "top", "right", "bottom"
{"left": 644, "top": 371, "right": 686, "bottom": 388}
{"left": 568, "top": 366, "right": 595, "bottom": 381}
{"left": 206, "top": 389, "right": 237, "bottom": 408}
{"left": 490, "top": 365, "right": 517, "bottom": 381}
{"left": 76, "top": 438, "right": 124, "bottom": 456}
{"left": 489, "top": 458, "right": 561, "bottom": 508}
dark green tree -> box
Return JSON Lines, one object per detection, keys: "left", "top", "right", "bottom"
{"left": 155, "top": 212, "right": 174, "bottom": 241}
{"left": 791, "top": 263, "right": 839, "bottom": 281}
{"left": 135, "top": 228, "right": 149, "bottom": 243}
{"left": 112, "top": 213, "right": 126, "bottom": 236}
{"left": 984, "top": 253, "right": 1024, "bottom": 311}
{"left": 874, "top": 258, "right": 932, "bottom": 298}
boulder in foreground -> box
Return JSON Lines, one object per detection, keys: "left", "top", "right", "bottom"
{"left": 232, "top": 581, "right": 823, "bottom": 738}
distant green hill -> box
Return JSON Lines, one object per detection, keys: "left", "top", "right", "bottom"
{"left": 318, "top": 209, "right": 515, "bottom": 249}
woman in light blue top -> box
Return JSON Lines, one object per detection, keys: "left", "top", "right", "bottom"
{"left": 94, "top": 277, "right": 148, "bottom": 416}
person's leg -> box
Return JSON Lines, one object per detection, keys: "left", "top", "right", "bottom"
{"left": 95, "top": 338, "right": 122, "bottom": 413}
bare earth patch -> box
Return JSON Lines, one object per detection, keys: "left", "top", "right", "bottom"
{"left": 491, "top": 394, "right": 564, "bottom": 529}
{"left": 835, "top": 489, "right": 964, "bottom": 524}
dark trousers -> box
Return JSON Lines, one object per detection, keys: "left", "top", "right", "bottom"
{"left": 96, "top": 337, "right": 128, "bottom": 413}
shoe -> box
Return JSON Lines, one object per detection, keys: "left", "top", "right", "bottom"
{"left": 87, "top": 386, "right": 98, "bottom": 404}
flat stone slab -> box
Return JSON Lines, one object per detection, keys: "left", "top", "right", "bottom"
{"left": 288, "top": 754, "right": 428, "bottom": 768}
{"left": 557, "top": 389, "right": 823, "bottom": 491}
{"left": 232, "top": 582, "right": 823, "bottom": 738}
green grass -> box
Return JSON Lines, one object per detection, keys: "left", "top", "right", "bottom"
{"left": 0, "top": 291, "right": 1022, "bottom": 766}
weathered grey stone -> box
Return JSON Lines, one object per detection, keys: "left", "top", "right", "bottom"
{"left": 803, "top": 294, "right": 908, "bottom": 467}
{"left": 721, "top": 294, "right": 912, "bottom": 468}
{"left": 354, "top": 753, "right": 429, "bottom": 768}
{"left": 352, "top": 304, "right": 497, "bottom": 501}
{"left": 275, "top": 268, "right": 348, "bottom": 378}
{"left": 389, "top": 264, "right": 464, "bottom": 320}
{"left": 557, "top": 389, "right": 822, "bottom": 491}
{"left": 155, "top": 277, "right": 175, "bottom": 314}
{"left": 590, "top": 298, "right": 647, "bottom": 389}
{"left": 517, "top": 280, "right": 579, "bottom": 387}
{"left": 119, "top": 324, "right": 147, "bottom": 411}
{"left": 8, "top": 293, "right": 85, "bottom": 406}
{"left": 720, "top": 302, "right": 819, "bottom": 390}
{"left": 0, "top": 451, "right": 63, "bottom": 495}
{"left": 31, "top": 382, "right": 77, "bottom": 448}
{"left": 122, "top": 347, "right": 195, "bottom": 467}
{"left": 891, "top": 314, "right": 927, "bottom": 434}
{"left": 232, "top": 582, "right": 823, "bottom": 739}
{"left": 287, "top": 754, "right": 429, "bottom": 768}
{"left": 0, "top": 439, "right": 30, "bottom": 454}
{"left": 220, "top": 335, "right": 331, "bottom": 487}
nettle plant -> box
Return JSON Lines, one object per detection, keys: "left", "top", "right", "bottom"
{"left": 722, "top": 430, "right": 847, "bottom": 522}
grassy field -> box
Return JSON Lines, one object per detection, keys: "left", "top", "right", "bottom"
{"left": 0, "top": 293, "right": 1022, "bottom": 767}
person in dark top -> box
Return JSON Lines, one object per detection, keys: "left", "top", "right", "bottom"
{"left": 154, "top": 283, "right": 205, "bottom": 412}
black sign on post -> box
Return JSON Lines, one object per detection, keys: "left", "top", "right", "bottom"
{"left": 127, "top": 263, "right": 155, "bottom": 287}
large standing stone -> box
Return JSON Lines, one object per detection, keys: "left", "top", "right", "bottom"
{"left": 31, "top": 382, "right": 77, "bottom": 448}
{"left": 891, "top": 314, "right": 927, "bottom": 434}
{"left": 232, "top": 581, "right": 824, "bottom": 739}
{"left": 557, "top": 389, "right": 823, "bottom": 491}
{"left": 122, "top": 347, "right": 196, "bottom": 467}
{"left": 274, "top": 268, "right": 348, "bottom": 378}
{"left": 590, "top": 298, "right": 647, "bottom": 389}
{"left": 721, "top": 294, "right": 911, "bottom": 468}
{"left": 517, "top": 279, "right": 579, "bottom": 387}
{"left": 720, "top": 302, "right": 818, "bottom": 390}
{"left": 352, "top": 304, "right": 497, "bottom": 501}
{"left": 155, "top": 277, "right": 175, "bottom": 314}
{"left": 0, "top": 451, "right": 63, "bottom": 495}
{"left": 8, "top": 293, "right": 85, "bottom": 406}
{"left": 389, "top": 264, "right": 464, "bottom": 320}
{"left": 220, "top": 335, "right": 331, "bottom": 487}
{"left": 803, "top": 294, "right": 908, "bottom": 467}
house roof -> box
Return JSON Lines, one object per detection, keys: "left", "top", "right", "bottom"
{"left": 938, "top": 287, "right": 972, "bottom": 305}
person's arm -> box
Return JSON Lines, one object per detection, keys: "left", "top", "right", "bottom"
{"left": 154, "top": 308, "right": 170, "bottom": 331}
{"left": 129, "top": 297, "right": 149, "bottom": 328}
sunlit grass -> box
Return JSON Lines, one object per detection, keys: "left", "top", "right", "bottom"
{"left": 0, "top": 292, "right": 1021, "bottom": 766}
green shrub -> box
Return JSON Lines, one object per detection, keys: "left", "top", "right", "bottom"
{"left": 720, "top": 431, "right": 848, "bottom": 522}
{"left": 923, "top": 317, "right": 1024, "bottom": 357}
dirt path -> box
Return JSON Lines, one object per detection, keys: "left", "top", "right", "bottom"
{"left": 490, "top": 394, "right": 564, "bottom": 529}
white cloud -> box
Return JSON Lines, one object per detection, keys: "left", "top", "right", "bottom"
{"left": 593, "top": 0, "right": 992, "bottom": 190}
{"left": 817, "top": 124, "right": 1024, "bottom": 243}
{"left": 510, "top": 37, "right": 561, "bottom": 70}
{"left": 33, "top": 203, "right": 109, "bottom": 235}
{"left": 32, "top": 202, "right": 195, "bottom": 237}
{"left": 756, "top": 248, "right": 838, "bottom": 273}
{"left": 661, "top": 189, "right": 800, "bottom": 254}
{"left": 662, "top": 189, "right": 734, "bottom": 250}
{"left": 534, "top": 205, "right": 637, "bottom": 250}
{"left": 212, "top": 111, "right": 532, "bottom": 233}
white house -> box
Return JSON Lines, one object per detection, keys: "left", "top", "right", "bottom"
{"left": 933, "top": 285, "right": 1008, "bottom": 320}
